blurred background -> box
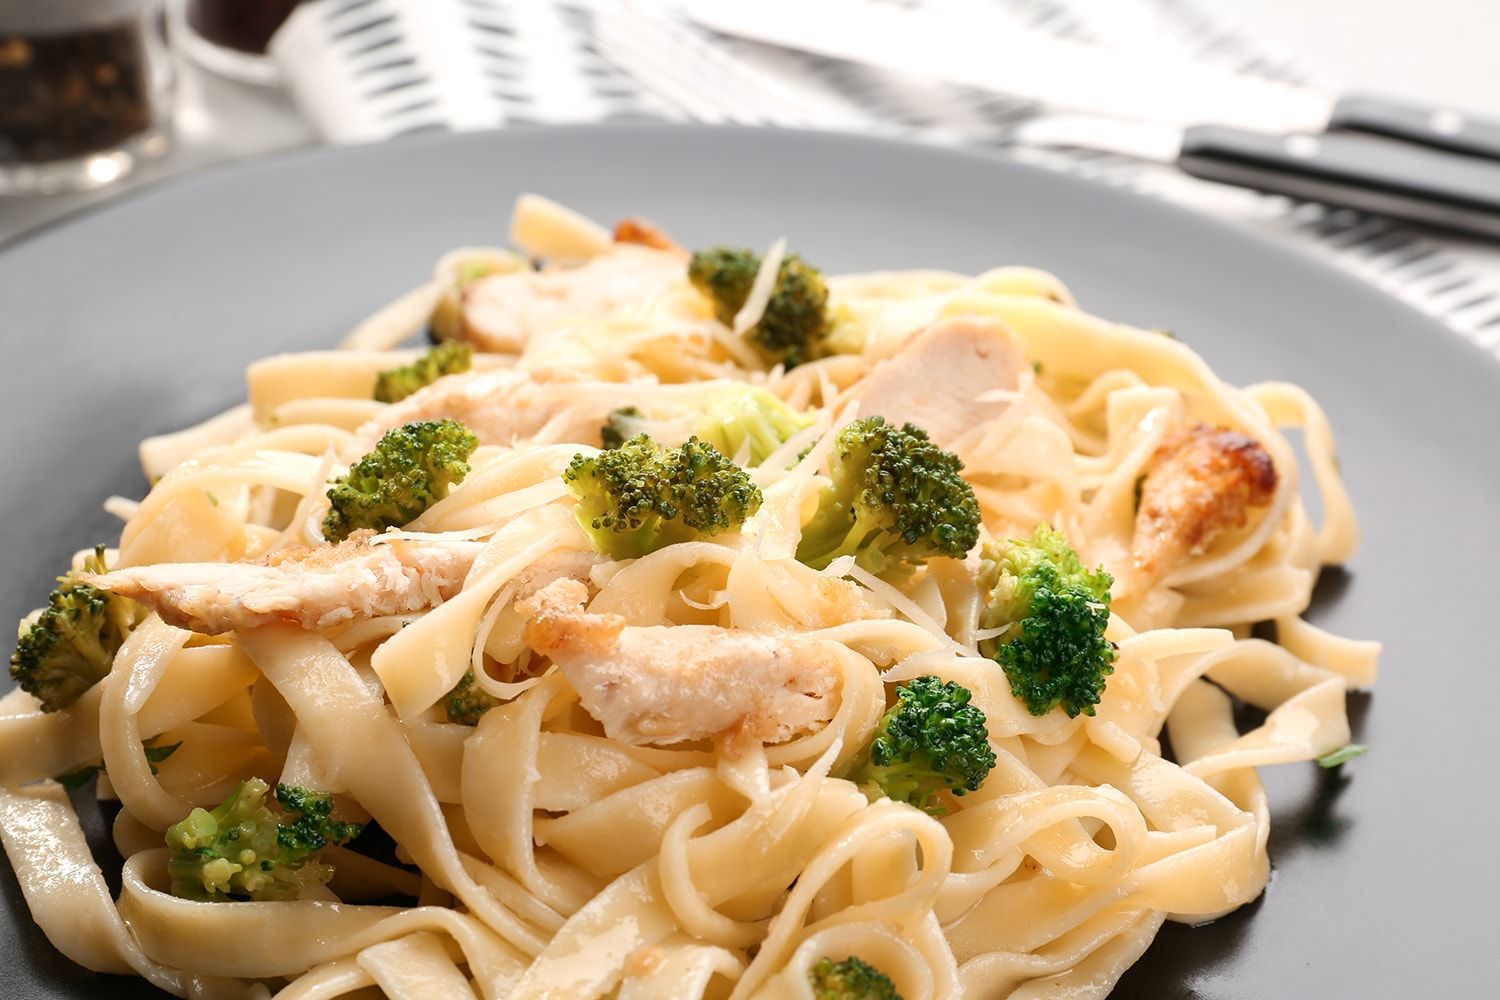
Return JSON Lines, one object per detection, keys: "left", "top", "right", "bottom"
{"left": 3, "top": 0, "right": 1498, "bottom": 349}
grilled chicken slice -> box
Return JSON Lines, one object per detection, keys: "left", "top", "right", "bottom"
{"left": 612, "top": 217, "right": 685, "bottom": 255}
{"left": 513, "top": 549, "right": 606, "bottom": 602}
{"left": 84, "top": 534, "right": 483, "bottom": 635}
{"left": 1131, "top": 423, "right": 1278, "bottom": 583}
{"left": 461, "top": 244, "right": 686, "bottom": 353}
{"left": 346, "top": 366, "right": 591, "bottom": 457}
{"left": 841, "top": 315, "right": 1025, "bottom": 447}
{"left": 521, "top": 580, "right": 840, "bottom": 747}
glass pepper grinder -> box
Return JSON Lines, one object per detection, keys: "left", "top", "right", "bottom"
{"left": 0, "top": 0, "right": 173, "bottom": 195}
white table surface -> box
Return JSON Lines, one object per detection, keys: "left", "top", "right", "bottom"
{"left": 2, "top": 2, "right": 1498, "bottom": 251}
{"left": 1230, "top": 0, "right": 1500, "bottom": 114}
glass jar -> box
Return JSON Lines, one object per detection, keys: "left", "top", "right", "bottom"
{"left": 0, "top": 0, "right": 172, "bottom": 195}
{"left": 181, "top": 0, "right": 302, "bottom": 86}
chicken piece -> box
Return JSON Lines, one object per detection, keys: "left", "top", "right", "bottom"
{"left": 612, "top": 217, "right": 685, "bottom": 255}
{"left": 841, "top": 315, "right": 1025, "bottom": 447}
{"left": 513, "top": 549, "right": 606, "bottom": 602}
{"left": 519, "top": 577, "right": 591, "bottom": 622}
{"left": 461, "top": 244, "right": 687, "bottom": 353}
{"left": 345, "top": 366, "right": 587, "bottom": 458}
{"left": 84, "top": 534, "right": 483, "bottom": 635}
{"left": 1131, "top": 424, "right": 1278, "bottom": 583}
{"left": 470, "top": 554, "right": 608, "bottom": 683}
{"left": 520, "top": 580, "right": 840, "bottom": 747}
{"left": 803, "top": 576, "right": 890, "bottom": 629}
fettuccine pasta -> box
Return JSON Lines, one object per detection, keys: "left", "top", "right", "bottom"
{"left": 0, "top": 195, "right": 1377, "bottom": 999}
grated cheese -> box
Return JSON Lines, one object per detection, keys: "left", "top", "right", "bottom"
{"left": 733, "top": 237, "right": 787, "bottom": 337}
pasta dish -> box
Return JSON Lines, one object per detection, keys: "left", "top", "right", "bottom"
{"left": 0, "top": 195, "right": 1378, "bottom": 999}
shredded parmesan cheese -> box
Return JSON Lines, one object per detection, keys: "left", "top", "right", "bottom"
{"left": 103, "top": 496, "right": 140, "bottom": 523}
{"left": 368, "top": 526, "right": 498, "bottom": 545}
{"left": 819, "top": 555, "right": 857, "bottom": 579}
{"left": 845, "top": 564, "right": 963, "bottom": 652}
{"left": 280, "top": 446, "right": 339, "bottom": 549}
{"left": 733, "top": 237, "right": 787, "bottom": 337}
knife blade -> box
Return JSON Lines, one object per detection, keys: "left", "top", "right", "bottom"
{"left": 683, "top": 0, "right": 1500, "bottom": 162}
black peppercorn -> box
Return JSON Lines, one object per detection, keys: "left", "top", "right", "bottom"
{"left": 0, "top": 19, "right": 154, "bottom": 165}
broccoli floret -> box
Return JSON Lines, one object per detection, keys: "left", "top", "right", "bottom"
{"left": 689, "top": 247, "right": 829, "bottom": 367}
{"left": 445, "top": 669, "right": 500, "bottom": 725}
{"left": 166, "top": 779, "right": 363, "bottom": 902}
{"left": 272, "top": 784, "right": 366, "bottom": 855}
{"left": 1316, "top": 743, "right": 1368, "bottom": 768}
{"left": 693, "top": 386, "right": 814, "bottom": 466}
{"left": 795, "top": 417, "right": 981, "bottom": 576}
{"left": 55, "top": 739, "right": 182, "bottom": 790}
{"left": 10, "top": 547, "right": 144, "bottom": 712}
{"left": 845, "top": 675, "right": 995, "bottom": 815}
{"left": 809, "top": 956, "right": 903, "bottom": 1000}
{"left": 323, "top": 419, "right": 479, "bottom": 542}
{"left": 146, "top": 740, "right": 181, "bottom": 771}
{"left": 601, "top": 406, "right": 649, "bottom": 450}
{"left": 374, "top": 342, "right": 473, "bottom": 404}
{"left": 978, "top": 524, "right": 1117, "bottom": 718}
{"left": 600, "top": 389, "right": 811, "bottom": 468}
{"left": 818, "top": 302, "right": 869, "bottom": 359}
{"left": 563, "top": 434, "right": 762, "bottom": 560}
{"left": 53, "top": 765, "right": 99, "bottom": 791}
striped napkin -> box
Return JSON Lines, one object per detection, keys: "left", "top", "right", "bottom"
{"left": 270, "top": 0, "right": 1500, "bottom": 356}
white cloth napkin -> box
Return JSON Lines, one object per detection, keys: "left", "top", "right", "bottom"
{"left": 270, "top": 0, "right": 1500, "bottom": 357}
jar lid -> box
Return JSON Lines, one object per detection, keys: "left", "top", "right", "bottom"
{"left": 0, "top": 0, "right": 155, "bottom": 35}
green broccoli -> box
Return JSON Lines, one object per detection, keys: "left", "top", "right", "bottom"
{"left": 809, "top": 956, "right": 903, "bottom": 1000}
{"left": 323, "top": 419, "right": 479, "bottom": 542}
{"left": 10, "top": 547, "right": 144, "bottom": 712}
{"left": 689, "top": 246, "right": 830, "bottom": 367}
{"left": 600, "top": 388, "right": 812, "bottom": 468}
{"left": 601, "top": 406, "right": 649, "bottom": 451}
{"left": 373, "top": 342, "right": 473, "bottom": 404}
{"left": 978, "top": 524, "right": 1117, "bottom": 718}
{"left": 563, "top": 434, "right": 762, "bottom": 560}
{"left": 795, "top": 417, "right": 981, "bottom": 576}
{"left": 55, "top": 738, "right": 182, "bottom": 790}
{"left": 53, "top": 766, "right": 99, "bottom": 791}
{"left": 166, "top": 778, "right": 363, "bottom": 902}
{"left": 272, "top": 784, "right": 366, "bottom": 856}
{"left": 1316, "top": 743, "right": 1368, "bottom": 768}
{"left": 693, "top": 386, "right": 814, "bottom": 466}
{"left": 817, "top": 303, "right": 870, "bottom": 359}
{"left": 845, "top": 675, "right": 995, "bottom": 816}
{"left": 445, "top": 669, "right": 500, "bottom": 725}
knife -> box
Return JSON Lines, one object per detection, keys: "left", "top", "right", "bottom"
{"left": 684, "top": 0, "right": 1500, "bottom": 238}
{"left": 1013, "top": 115, "right": 1500, "bottom": 238}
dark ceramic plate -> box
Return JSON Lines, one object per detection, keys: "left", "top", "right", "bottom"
{"left": 1, "top": 125, "right": 1495, "bottom": 998}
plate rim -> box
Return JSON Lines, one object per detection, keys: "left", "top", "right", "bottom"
{"left": 3, "top": 121, "right": 1494, "bottom": 376}
{"left": 0, "top": 118, "right": 1491, "bottom": 998}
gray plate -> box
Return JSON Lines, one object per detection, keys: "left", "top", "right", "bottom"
{"left": 0, "top": 125, "right": 1495, "bottom": 998}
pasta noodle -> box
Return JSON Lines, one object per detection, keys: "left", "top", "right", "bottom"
{"left": 0, "top": 197, "right": 1377, "bottom": 999}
